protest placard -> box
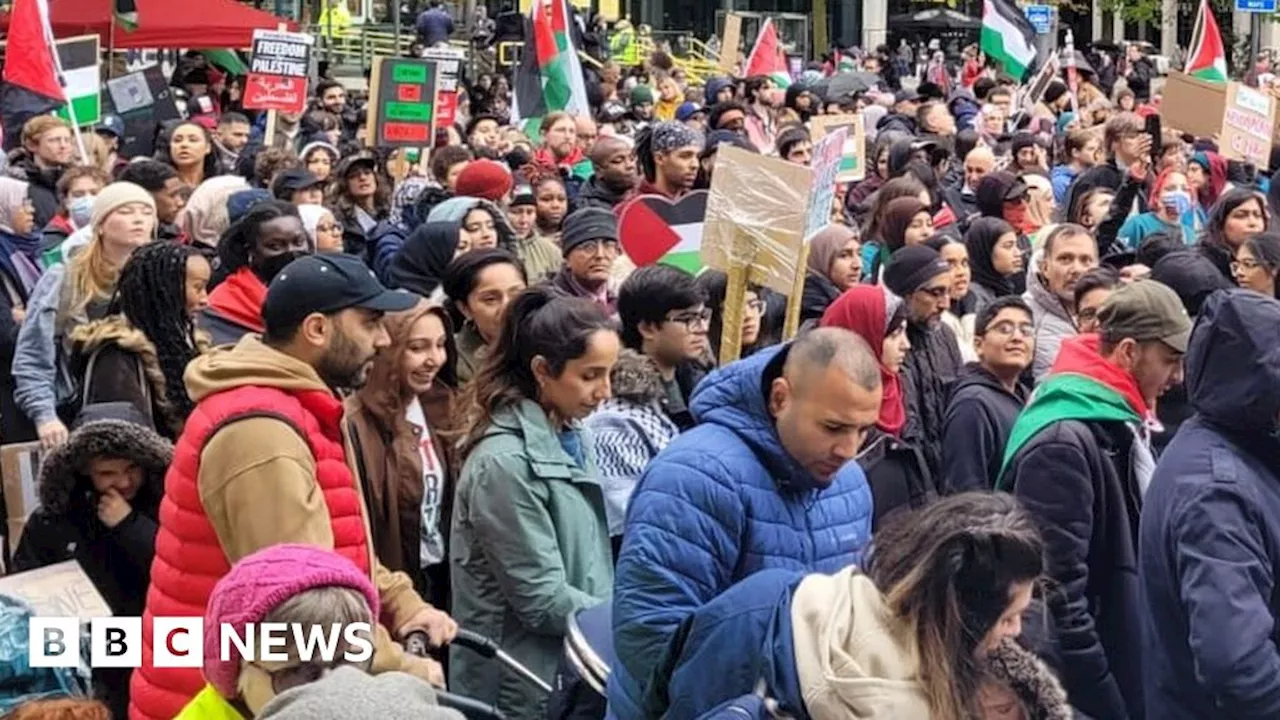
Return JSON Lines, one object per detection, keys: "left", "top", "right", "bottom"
{"left": 703, "top": 146, "right": 812, "bottom": 363}
{"left": 420, "top": 47, "right": 468, "bottom": 134}
{"left": 243, "top": 28, "right": 314, "bottom": 115}
{"left": 1221, "top": 82, "right": 1277, "bottom": 169}
{"left": 1161, "top": 71, "right": 1228, "bottom": 141}
{"left": 101, "top": 65, "right": 181, "bottom": 159}
{"left": 810, "top": 114, "right": 865, "bottom": 183}
{"left": 2, "top": 441, "right": 43, "bottom": 557}
{"left": 719, "top": 14, "right": 743, "bottom": 74}
{"left": 366, "top": 57, "right": 442, "bottom": 148}
{"left": 0, "top": 561, "right": 110, "bottom": 618}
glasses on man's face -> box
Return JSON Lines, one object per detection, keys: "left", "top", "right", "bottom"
{"left": 666, "top": 308, "right": 713, "bottom": 330}
{"left": 577, "top": 239, "right": 620, "bottom": 256}
{"left": 918, "top": 285, "right": 950, "bottom": 300}
{"left": 987, "top": 320, "right": 1035, "bottom": 337}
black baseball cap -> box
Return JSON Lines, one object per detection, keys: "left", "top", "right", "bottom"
{"left": 262, "top": 253, "right": 418, "bottom": 333}
{"left": 271, "top": 169, "right": 325, "bottom": 200}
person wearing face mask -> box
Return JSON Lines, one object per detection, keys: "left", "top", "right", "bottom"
{"left": 1114, "top": 168, "right": 1201, "bottom": 250}
{"left": 200, "top": 201, "right": 311, "bottom": 346}
{"left": 976, "top": 172, "right": 1034, "bottom": 293}
{"left": 44, "top": 166, "right": 108, "bottom": 259}
{"left": 347, "top": 297, "right": 458, "bottom": 608}
{"left": 14, "top": 182, "right": 157, "bottom": 450}
{"left": 69, "top": 242, "right": 211, "bottom": 439}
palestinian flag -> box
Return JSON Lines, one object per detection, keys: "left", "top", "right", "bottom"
{"left": 1185, "top": 0, "right": 1227, "bottom": 83}
{"left": 744, "top": 18, "right": 790, "bottom": 88}
{"left": 617, "top": 192, "right": 708, "bottom": 274}
{"left": 997, "top": 335, "right": 1147, "bottom": 486}
{"left": 837, "top": 54, "right": 856, "bottom": 72}
{"left": 52, "top": 36, "right": 102, "bottom": 127}
{"left": 1, "top": 0, "right": 61, "bottom": 150}
{"left": 114, "top": 0, "right": 139, "bottom": 32}
{"left": 981, "top": 0, "right": 1038, "bottom": 81}
{"left": 511, "top": 0, "right": 589, "bottom": 123}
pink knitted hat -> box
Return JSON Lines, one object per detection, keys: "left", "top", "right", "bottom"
{"left": 202, "top": 544, "right": 381, "bottom": 698}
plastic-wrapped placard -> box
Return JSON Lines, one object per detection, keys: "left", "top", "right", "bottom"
{"left": 703, "top": 145, "right": 813, "bottom": 364}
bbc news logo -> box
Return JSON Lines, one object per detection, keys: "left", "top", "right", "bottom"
{"left": 29, "top": 617, "right": 374, "bottom": 668}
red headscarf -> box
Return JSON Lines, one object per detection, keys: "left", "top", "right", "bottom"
{"left": 819, "top": 285, "right": 907, "bottom": 436}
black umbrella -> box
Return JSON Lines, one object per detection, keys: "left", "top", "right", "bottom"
{"left": 886, "top": 9, "right": 981, "bottom": 31}
{"left": 1061, "top": 49, "right": 1096, "bottom": 75}
{"left": 810, "top": 71, "right": 880, "bottom": 102}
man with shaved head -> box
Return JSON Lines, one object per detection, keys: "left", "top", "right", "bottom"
{"left": 946, "top": 145, "right": 997, "bottom": 225}
{"left": 575, "top": 135, "right": 638, "bottom": 211}
{"left": 609, "top": 328, "right": 881, "bottom": 719}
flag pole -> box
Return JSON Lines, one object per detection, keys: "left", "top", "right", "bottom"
{"left": 39, "top": 10, "right": 88, "bottom": 161}
{"left": 108, "top": 6, "right": 116, "bottom": 80}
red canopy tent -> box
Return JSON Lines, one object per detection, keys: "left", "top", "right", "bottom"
{"left": 1, "top": 0, "right": 295, "bottom": 49}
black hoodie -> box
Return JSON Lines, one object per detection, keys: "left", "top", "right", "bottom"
{"left": 941, "top": 362, "right": 1028, "bottom": 493}
{"left": 574, "top": 174, "right": 631, "bottom": 212}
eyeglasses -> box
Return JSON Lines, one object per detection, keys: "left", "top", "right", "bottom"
{"left": 918, "top": 285, "right": 950, "bottom": 299}
{"left": 986, "top": 320, "right": 1035, "bottom": 337}
{"left": 575, "top": 239, "right": 620, "bottom": 256}
{"left": 666, "top": 308, "right": 712, "bottom": 329}
{"left": 1232, "top": 258, "right": 1262, "bottom": 273}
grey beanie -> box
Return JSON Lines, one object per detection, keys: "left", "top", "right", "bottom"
{"left": 561, "top": 207, "right": 619, "bottom": 257}
{"left": 257, "top": 667, "right": 464, "bottom": 720}
{"left": 884, "top": 245, "right": 951, "bottom": 297}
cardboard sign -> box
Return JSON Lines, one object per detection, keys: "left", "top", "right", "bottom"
{"left": 1160, "top": 71, "right": 1229, "bottom": 141}
{"left": 1221, "top": 82, "right": 1277, "bottom": 169}
{"left": 810, "top": 114, "right": 866, "bottom": 183}
{"left": 703, "top": 146, "right": 812, "bottom": 363}
{"left": 243, "top": 29, "right": 314, "bottom": 114}
{"left": 420, "top": 47, "right": 468, "bottom": 134}
{"left": 719, "top": 13, "right": 743, "bottom": 75}
{"left": 0, "top": 561, "right": 110, "bottom": 618}
{"left": 804, "top": 128, "right": 848, "bottom": 241}
{"left": 2, "top": 442, "right": 43, "bottom": 554}
{"left": 617, "top": 191, "right": 709, "bottom": 273}
{"left": 366, "top": 57, "right": 442, "bottom": 148}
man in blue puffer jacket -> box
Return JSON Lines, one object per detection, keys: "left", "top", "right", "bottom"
{"left": 608, "top": 328, "right": 881, "bottom": 719}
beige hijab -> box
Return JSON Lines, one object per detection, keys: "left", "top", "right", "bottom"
{"left": 179, "top": 175, "right": 248, "bottom": 247}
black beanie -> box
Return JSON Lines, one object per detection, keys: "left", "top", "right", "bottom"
{"left": 884, "top": 245, "right": 952, "bottom": 297}
{"left": 1043, "top": 81, "right": 1069, "bottom": 105}
{"left": 561, "top": 207, "right": 618, "bottom": 257}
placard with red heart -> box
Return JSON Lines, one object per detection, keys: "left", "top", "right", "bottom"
{"left": 616, "top": 191, "right": 709, "bottom": 274}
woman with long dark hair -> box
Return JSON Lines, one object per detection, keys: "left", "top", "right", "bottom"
{"left": 441, "top": 248, "right": 528, "bottom": 383}
{"left": 450, "top": 286, "right": 617, "bottom": 718}
{"left": 347, "top": 296, "right": 458, "bottom": 608}
{"left": 1200, "top": 188, "right": 1269, "bottom": 283}
{"left": 329, "top": 153, "right": 392, "bottom": 258}
{"left": 1232, "top": 231, "right": 1280, "bottom": 298}
{"left": 155, "top": 121, "right": 220, "bottom": 189}
{"left": 69, "top": 242, "right": 210, "bottom": 438}
{"left": 658, "top": 492, "right": 1061, "bottom": 720}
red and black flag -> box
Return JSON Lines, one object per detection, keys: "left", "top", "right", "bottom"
{"left": 1, "top": 0, "right": 62, "bottom": 151}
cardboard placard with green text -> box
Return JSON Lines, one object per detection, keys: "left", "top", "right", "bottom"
{"left": 366, "top": 57, "right": 442, "bottom": 148}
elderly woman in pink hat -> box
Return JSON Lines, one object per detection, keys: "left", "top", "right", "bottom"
{"left": 175, "top": 544, "right": 383, "bottom": 719}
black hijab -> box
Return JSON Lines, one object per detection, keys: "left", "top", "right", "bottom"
{"left": 965, "top": 216, "right": 1017, "bottom": 297}
{"left": 388, "top": 220, "right": 461, "bottom": 298}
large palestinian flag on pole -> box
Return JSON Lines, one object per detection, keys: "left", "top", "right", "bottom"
{"left": 981, "top": 0, "right": 1038, "bottom": 81}
{"left": 1185, "top": 0, "right": 1228, "bottom": 83}
{"left": 1, "top": 0, "right": 62, "bottom": 150}
{"left": 743, "top": 18, "right": 790, "bottom": 88}
{"left": 511, "top": 0, "right": 589, "bottom": 123}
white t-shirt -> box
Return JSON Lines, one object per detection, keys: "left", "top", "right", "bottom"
{"left": 406, "top": 397, "right": 446, "bottom": 567}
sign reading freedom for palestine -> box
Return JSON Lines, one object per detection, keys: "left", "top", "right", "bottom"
{"left": 243, "top": 29, "right": 314, "bottom": 114}
{"left": 366, "top": 57, "right": 442, "bottom": 148}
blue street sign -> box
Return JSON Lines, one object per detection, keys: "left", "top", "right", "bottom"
{"left": 1024, "top": 4, "right": 1053, "bottom": 34}
{"left": 1238, "top": 0, "right": 1276, "bottom": 12}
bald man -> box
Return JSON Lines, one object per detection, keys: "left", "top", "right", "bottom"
{"left": 575, "top": 114, "right": 599, "bottom": 153}
{"left": 609, "top": 328, "right": 881, "bottom": 719}
{"left": 575, "top": 136, "right": 638, "bottom": 211}
{"left": 945, "top": 145, "right": 997, "bottom": 225}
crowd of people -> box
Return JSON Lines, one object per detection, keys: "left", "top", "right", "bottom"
{"left": 1, "top": 25, "right": 1280, "bottom": 720}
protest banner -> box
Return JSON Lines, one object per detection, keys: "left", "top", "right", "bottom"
{"left": 810, "top": 114, "right": 865, "bottom": 183}
{"left": 718, "top": 13, "right": 743, "bottom": 74}
{"left": 366, "top": 56, "right": 442, "bottom": 148}
{"left": 703, "top": 146, "right": 812, "bottom": 364}
{"left": 2, "top": 441, "right": 42, "bottom": 558}
{"left": 0, "top": 561, "right": 110, "bottom": 618}
{"left": 1221, "top": 82, "right": 1277, "bottom": 169}
{"left": 1160, "top": 71, "right": 1228, "bottom": 141}
{"left": 102, "top": 65, "right": 182, "bottom": 159}
{"left": 243, "top": 28, "right": 314, "bottom": 115}
{"left": 420, "top": 47, "right": 468, "bottom": 134}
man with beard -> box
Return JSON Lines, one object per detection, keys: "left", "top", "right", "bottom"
{"left": 883, "top": 244, "right": 964, "bottom": 477}
{"left": 1025, "top": 224, "right": 1099, "bottom": 380}
{"left": 632, "top": 121, "right": 701, "bottom": 200}
{"left": 130, "top": 252, "right": 456, "bottom": 720}
{"left": 576, "top": 136, "right": 638, "bottom": 210}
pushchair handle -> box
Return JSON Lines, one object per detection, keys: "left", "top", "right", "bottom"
{"left": 450, "top": 628, "right": 502, "bottom": 658}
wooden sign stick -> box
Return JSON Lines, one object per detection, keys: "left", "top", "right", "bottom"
{"left": 782, "top": 241, "right": 810, "bottom": 340}
{"left": 718, "top": 231, "right": 755, "bottom": 367}
{"left": 262, "top": 22, "right": 288, "bottom": 149}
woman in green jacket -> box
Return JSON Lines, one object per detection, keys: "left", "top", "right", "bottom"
{"left": 449, "top": 285, "right": 619, "bottom": 718}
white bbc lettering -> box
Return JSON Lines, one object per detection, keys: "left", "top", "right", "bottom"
{"left": 28, "top": 617, "right": 80, "bottom": 668}
{"left": 90, "top": 617, "right": 142, "bottom": 667}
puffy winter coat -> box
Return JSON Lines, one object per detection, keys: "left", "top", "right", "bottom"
{"left": 608, "top": 344, "right": 873, "bottom": 720}
{"left": 1140, "top": 290, "right": 1280, "bottom": 720}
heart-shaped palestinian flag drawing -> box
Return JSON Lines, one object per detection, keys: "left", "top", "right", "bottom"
{"left": 617, "top": 190, "right": 709, "bottom": 274}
